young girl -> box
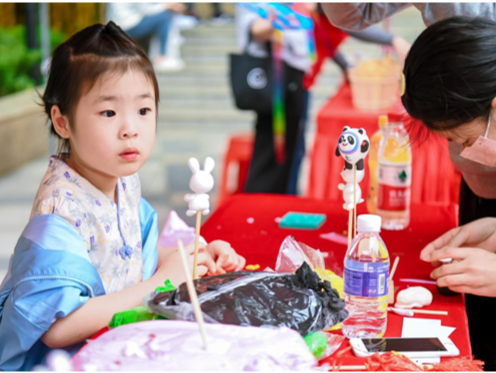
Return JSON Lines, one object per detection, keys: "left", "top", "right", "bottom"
{"left": 401, "top": 16, "right": 496, "bottom": 370}
{"left": 0, "top": 22, "right": 245, "bottom": 371}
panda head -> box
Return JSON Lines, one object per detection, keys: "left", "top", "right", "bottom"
{"left": 335, "top": 126, "right": 370, "bottom": 163}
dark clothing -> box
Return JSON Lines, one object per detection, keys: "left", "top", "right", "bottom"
{"left": 244, "top": 65, "right": 305, "bottom": 194}
{"left": 459, "top": 178, "right": 496, "bottom": 371}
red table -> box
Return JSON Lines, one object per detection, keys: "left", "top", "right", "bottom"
{"left": 307, "top": 84, "right": 461, "bottom": 207}
{"left": 202, "top": 194, "right": 471, "bottom": 365}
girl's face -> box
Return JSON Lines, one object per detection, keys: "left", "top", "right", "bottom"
{"left": 437, "top": 113, "right": 495, "bottom": 149}
{"left": 68, "top": 69, "right": 156, "bottom": 179}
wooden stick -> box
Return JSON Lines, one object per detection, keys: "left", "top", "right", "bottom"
{"left": 410, "top": 309, "right": 448, "bottom": 316}
{"left": 192, "top": 211, "right": 202, "bottom": 279}
{"left": 334, "top": 365, "right": 367, "bottom": 371}
{"left": 177, "top": 239, "right": 209, "bottom": 350}
{"left": 390, "top": 256, "right": 400, "bottom": 280}
{"left": 348, "top": 209, "right": 352, "bottom": 248}
{"left": 388, "top": 258, "right": 400, "bottom": 305}
{"left": 353, "top": 167, "right": 357, "bottom": 238}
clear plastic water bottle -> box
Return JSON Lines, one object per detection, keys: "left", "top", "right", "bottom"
{"left": 342, "top": 214, "right": 389, "bottom": 339}
{"left": 377, "top": 114, "right": 412, "bottom": 230}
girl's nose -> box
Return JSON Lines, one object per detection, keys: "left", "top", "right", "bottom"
{"left": 120, "top": 117, "right": 138, "bottom": 139}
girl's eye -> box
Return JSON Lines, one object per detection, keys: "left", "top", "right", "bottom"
{"left": 139, "top": 108, "right": 151, "bottom": 116}
{"left": 101, "top": 110, "right": 116, "bottom": 118}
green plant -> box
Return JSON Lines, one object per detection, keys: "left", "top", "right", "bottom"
{"left": 0, "top": 26, "right": 41, "bottom": 97}
{"left": 0, "top": 25, "right": 66, "bottom": 97}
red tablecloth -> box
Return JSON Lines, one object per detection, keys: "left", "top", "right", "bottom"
{"left": 307, "top": 84, "right": 461, "bottom": 206}
{"left": 202, "top": 194, "right": 471, "bottom": 365}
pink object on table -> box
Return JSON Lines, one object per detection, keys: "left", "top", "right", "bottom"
{"left": 399, "top": 278, "right": 437, "bottom": 286}
{"left": 158, "top": 210, "right": 205, "bottom": 249}
{"left": 320, "top": 232, "right": 348, "bottom": 245}
{"left": 72, "top": 320, "right": 316, "bottom": 371}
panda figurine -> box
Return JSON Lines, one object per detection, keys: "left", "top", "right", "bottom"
{"left": 335, "top": 126, "right": 370, "bottom": 171}
{"left": 335, "top": 126, "right": 370, "bottom": 211}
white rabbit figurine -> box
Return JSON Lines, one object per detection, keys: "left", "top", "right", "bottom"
{"left": 185, "top": 157, "right": 215, "bottom": 217}
{"left": 338, "top": 168, "right": 364, "bottom": 211}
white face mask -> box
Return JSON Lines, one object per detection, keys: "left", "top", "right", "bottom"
{"left": 459, "top": 111, "right": 496, "bottom": 167}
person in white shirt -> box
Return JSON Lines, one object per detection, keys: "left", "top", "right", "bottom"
{"left": 107, "top": 3, "right": 185, "bottom": 71}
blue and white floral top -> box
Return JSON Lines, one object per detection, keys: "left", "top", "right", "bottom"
{"left": 30, "top": 156, "right": 144, "bottom": 294}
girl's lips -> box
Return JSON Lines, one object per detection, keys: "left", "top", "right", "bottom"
{"left": 119, "top": 149, "right": 139, "bottom": 161}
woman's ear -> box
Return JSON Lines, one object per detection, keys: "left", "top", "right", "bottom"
{"left": 50, "top": 105, "right": 70, "bottom": 139}
{"left": 491, "top": 97, "right": 496, "bottom": 110}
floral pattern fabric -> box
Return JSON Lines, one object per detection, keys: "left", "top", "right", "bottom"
{"left": 30, "top": 156, "right": 144, "bottom": 294}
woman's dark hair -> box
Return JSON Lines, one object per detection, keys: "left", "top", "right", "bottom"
{"left": 402, "top": 16, "right": 496, "bottom": 131}
{"left": 42, "top": 21, "right": 160, "bottom": 153}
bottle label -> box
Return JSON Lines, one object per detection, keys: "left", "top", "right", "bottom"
{"left": 344, "top": 260, "right": 389, "bottom": 297}
{"left": 378, "top": 164, "right": 411, "bottom": 211}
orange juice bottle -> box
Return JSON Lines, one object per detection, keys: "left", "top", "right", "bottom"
{"left": 377, "top": 114, "right": 412, "bottom": 230}
{"left": 367, "top": 115, "right": 388, "bottom": 214}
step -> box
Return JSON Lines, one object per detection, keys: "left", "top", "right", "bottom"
{"left": 158, "top": 84, "right": 336, "bottom": 99}
{"left": 158, "top": 94, "right": 328, "bottom": 109}
{"left": 157, "top": 72, "right": 340, "bottom": 85}
{"left": 158, "top": 61, "right": 344, "bottom": 75}
{"left": 182, "top": 25, "right": 235, "bottom": 37}
{"left": 159, "top": 106, "right": 328, "bottom": 123}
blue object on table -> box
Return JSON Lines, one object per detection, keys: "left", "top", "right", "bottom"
{"left": 279, "top": 212, "right": 326, "bottom": 230}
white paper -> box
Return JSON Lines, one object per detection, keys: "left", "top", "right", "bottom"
{"left": 402, "top": 318, "right": 441, "bottom": 338}
{"left": 401, "top": 318, "right": 456, "bottom": 365}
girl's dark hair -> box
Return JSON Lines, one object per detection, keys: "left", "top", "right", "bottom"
{"left": 42, "top": 21, "right": 160, "bottom": 153}
{"left": 402, "top": 16, "right": 496, "bottom": 131}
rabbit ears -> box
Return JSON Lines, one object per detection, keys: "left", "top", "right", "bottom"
{"left": 188, "top": 157, "right": 215, "bottom": 174}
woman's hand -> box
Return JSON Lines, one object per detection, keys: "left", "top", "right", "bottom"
{"left": 251, "top": 19, "right": 274, "bottom": 42}
{"left": 392, "top": 36, "right": 411, "bottom": 63}
{"left": 205, "top": 240, "right": 246, "bottom": 274}
{"left": 420, "top": 218, "right": 496, "bottom": 265}
{"left": 427, "top": 247, "right": 496, "bottom": 297}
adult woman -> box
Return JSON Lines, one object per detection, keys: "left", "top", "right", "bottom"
{"left": 401, "top": 16, "right": 496, "bottom": 370}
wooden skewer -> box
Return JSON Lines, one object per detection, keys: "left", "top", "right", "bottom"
{"left": 348, "top": 209, "right": 353, "bottom": 248}
{"left": 409, "top": 309, "right": 448, "bottom": 316}
{"left": 177, "top": 239, "right": 209, "bottom": 350}
{"left": 390, "top": 256, "right": 400, "bottom": 280}
{"left": 334, "top": 365, "right": 367, "bottom": 371}
{"left": 388, "top": 257, "right": 400, "bottom": 304}
{"left": 192, "top": 211, "right": 202, "bottom": 279}
{"left": 353, "top": 167, "right": 357, "bottom": 238}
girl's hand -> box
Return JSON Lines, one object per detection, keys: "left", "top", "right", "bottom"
{"left": 205, "top": 240, "right": 246, "bottom": 274}
{"left": 420, "top": 218, "right": 496, "bottom": 265}
{"left": 167, "top": 3, "right": 186, "bottom": 13}
{"left": 428, "top": 247, "right": 496, "bottom": 297}
{"left": 154, "top": 244, "right": 216, "bottom": 286}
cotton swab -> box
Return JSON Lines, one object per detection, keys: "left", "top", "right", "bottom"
{"left": 177, "top": 239, "right": 209, "bottom": 350}
{"left": 388, "top": 307, "right": 448, "bottom": 316}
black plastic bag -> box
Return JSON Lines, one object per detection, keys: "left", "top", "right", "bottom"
{"left": 148, "top": 263, "right": 347, "bottom": 336}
